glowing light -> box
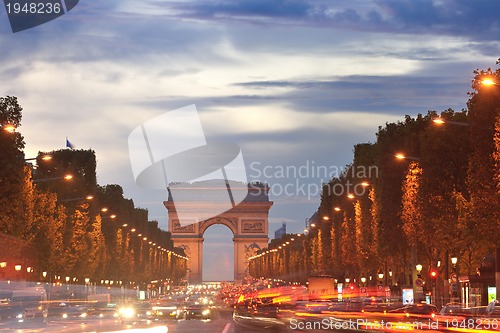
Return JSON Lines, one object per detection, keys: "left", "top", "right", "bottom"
{"left": 482, "top": 78, "right": 497, "bottom": 86}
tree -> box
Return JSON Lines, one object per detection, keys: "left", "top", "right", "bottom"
{"left": 31, "top": 187, "right": 66, "bottom": 275}
{"left": 87, "top": 215, "right": 107, "bottom": 278}
{"left": 467, "top": 65, "right": 500, "bottom": 248}
{"left": 64, "top": 205, "right": 91, "bottom": 277}
{"left": 0, "top": 96, "right": 26, "bottom": 235}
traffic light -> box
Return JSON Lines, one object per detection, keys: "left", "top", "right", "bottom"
{"left": 430, "top": 270, "right": 438, "bottom": 278}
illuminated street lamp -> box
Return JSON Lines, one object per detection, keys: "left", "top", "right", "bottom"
{"left": 416, "top": 264, "right": 423, "bottom": 274}
{"left": 14, "top": 265, "right": 22, "bottom": 280}
{"left": 432, "top": 117, "right": 469, "bottom": 126}
{"left": 24, "top": 154, "right": 53, "bottom": 162}
{"left": 482, "top": 78, "right": 498, "bottom": 86}
{"left": 33, "top": 174, "right": 73, "bottom": 183}
{"left": 395, "top": 153, "right": 420, "bottom": 161}
{"left": 2, "top": 124, "right": 16, "bottom": 133}
{"left": 451, "top": 256, "right": 458, "bottom": 301}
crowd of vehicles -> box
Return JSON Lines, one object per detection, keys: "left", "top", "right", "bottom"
{"left": 0, "top": 280, "right": 498, "bottom": 332}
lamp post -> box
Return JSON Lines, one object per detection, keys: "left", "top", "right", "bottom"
{"left": 0, "top": 262, "right": 6, "bottom": 280}
{"left": 14, "top": 265, "right": 22, "bottom": 284}
{"left": 451, "top": 256, "right": 458, "bottom": 303}
{"left": 85, "top": 278, "right": 90, "bottom": 298}
{"left": 415, "top": 264, "right": 423, "bottom": 303}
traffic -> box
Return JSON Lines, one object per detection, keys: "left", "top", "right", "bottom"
{"left": 0, "top": 276, "right": 499, "bottom": 332}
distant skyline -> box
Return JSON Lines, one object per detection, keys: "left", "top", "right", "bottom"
{"left": 2, "top": 0, "right": 499, "bottom": 280}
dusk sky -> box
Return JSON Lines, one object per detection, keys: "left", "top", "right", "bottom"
{"left": 2, "top": 0, "right": 499, "bottom": 281}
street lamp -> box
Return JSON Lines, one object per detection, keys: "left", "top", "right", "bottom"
{"left": 14, "top": 265, "right": 22, "bottom": 281}
{"left": 481, "top": 78, "right": 498, "bottom": 86}
{"left": 432, "top": 117, "right": 469, "bottom": 126}
{"left": 24, "top": 154, "right": 53, "bottom": 162}
{"left": 416, "top": 264, "right": 423, "bottom": 274}
{"left": 451, "top": 256, "right": 458, "bottom": 302}
{"left": 395, "top": 153, "right": 420, "bottom": 161}
{"left": 33, "top": 174, "right": 73, "bottom": 183}
{"left": 1, "top": 124, "right": 16, "bottom": 133}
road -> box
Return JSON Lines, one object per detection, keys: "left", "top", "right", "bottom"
{"left": 0, "top": 308, "right": 296, "bottom": 333}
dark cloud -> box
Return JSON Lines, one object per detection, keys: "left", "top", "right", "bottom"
{"left": 160, "top": 0, "right": 500, "bottom": 40}
{"left": 163, "top": 0, "right": 312, "bottom": 20}
{"left": 376, "top": 0, "right": 500, "bottom": 39}
{"left": 232, "top": 74, "right": 469, "bottom": 113}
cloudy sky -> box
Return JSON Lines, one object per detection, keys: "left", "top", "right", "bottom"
{"left": 2, "top": 0, "right": 499, "bottom": 281}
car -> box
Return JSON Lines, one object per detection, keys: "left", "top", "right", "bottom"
{"left": 115, "top": 303, "right": 139, "bottom": 323}
{"left": 233, "top": 296, "right": 289, "bottom": 332}
{"left": 9, "top": 287, "right": 48, "bottom": 323}
{"left": 48, "top": 302, "right": 88, "bottom": 319}
{"left": 389, "top": 303, "right": 439, "bottom": 319}
{"left": 182, "top": 302, "right": 212, "bottom": 320}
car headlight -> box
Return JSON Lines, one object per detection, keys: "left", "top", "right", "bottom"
{"left": 119, "top": 307, "right": 136, "bottom": 318}
{"left": 62, "top": 313, "right": 68, "bottom": 319}
{"left": 16, "top": 313, "right": 23, "bottom": 319}
{"left": 202, "top": 309, "right": 210, "bottom": 316}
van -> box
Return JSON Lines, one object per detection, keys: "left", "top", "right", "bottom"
{"left": 10, "top": 287, "right": 48, "bottom": 322}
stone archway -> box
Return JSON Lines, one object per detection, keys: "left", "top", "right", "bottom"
{"left": 164, "top": 183, "right": 272, "bottom": 284}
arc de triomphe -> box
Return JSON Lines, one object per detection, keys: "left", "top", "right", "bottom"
{"left": 164, "top": 182, "right": 272, "bottom": 284}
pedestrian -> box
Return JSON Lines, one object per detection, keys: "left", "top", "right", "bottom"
{"left": 487, "top": 299, "right": 497, "bottom": 315}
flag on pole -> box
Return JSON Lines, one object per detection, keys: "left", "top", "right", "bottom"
{"left": 66, "top": 137, "right": 75, "bottom": 149}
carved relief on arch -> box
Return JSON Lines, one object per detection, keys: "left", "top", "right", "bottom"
{"left": 199, "top": 217, "right": 238, "bottom": 236}
{"left": 172, "top": 219, "right": 195, "bottom": 233}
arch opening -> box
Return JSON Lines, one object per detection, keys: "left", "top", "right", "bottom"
{"left": 202, "top": 224, "right": 234, "bottom": 282}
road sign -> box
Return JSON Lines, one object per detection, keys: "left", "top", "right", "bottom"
{"left": 377, "top": 284, "right": 383, "bottom": 291}
{"left": 360, "top": 287, "right": 367, "bottom": 294}
{"left": 450, "top": 273, "right": 457, "bottom": 283}
{"left": 415, "top": 278, "right": 424, "bottom": 287}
